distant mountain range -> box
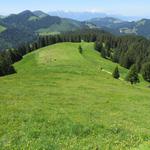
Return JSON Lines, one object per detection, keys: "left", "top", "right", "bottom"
{"left": 49, "top": 11, "right": 150, "bottom": 38}
{"left": 48, "top": 11, "right": 107, "bottom": 21}
{"left": 87, "top": 17, "right": 150, "bottom": 38}
{"left": 0, "top": 10, "right": 89, "bottom": 50}
{"left": 48, "top": 11, "right": 142, "bottom": 21}
{"left": 1, "top": 10, "right": 150, "bottom": 50}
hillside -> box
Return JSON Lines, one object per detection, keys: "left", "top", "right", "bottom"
{"left": 0, "top": 10, "right": 90, "bottom": 49}
{"left": 88, "top": 17, "right": 150, "bottom": 38}
{"left": 0, "top": 25, "right": 6, "bottom": 33}
{"left": 48, "top": 11, "right": 107, "bottom": 21}
{"left": 37, "top": 18, "right": 88, "bottom": 35}
{"left": 0, "top": 42, "right": 150, "bottom": 149}
{"left": 0, "top": 28, "right": 37, "bottom": 49}
{"left": 1, "top": 11, "right": 150, "bottom": 50}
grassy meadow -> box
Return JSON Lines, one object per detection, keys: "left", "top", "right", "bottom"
{"left": 0, "top": 25, "right": 6, "bottom": 33}
{"left": 0, "top": 42, "right": 150, "bottom": 149}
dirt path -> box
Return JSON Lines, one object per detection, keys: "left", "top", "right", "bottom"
{"left": 101, "top": 69, "right": 124, "bottom": 81}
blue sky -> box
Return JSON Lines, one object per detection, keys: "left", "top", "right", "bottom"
{"left": 0, "top": 0, "right": 150, "bottom": 17}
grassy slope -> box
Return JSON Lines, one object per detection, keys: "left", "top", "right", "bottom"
{"left": 0, "top": 42, "right": 150, "bottom": 149}
{"left": 37, "top": 19, "right": 84, "bottom": 35}
{"left": 0, "top": 25, "right": 6, "bottom": 33}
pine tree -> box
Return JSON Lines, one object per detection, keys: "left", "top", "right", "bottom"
{"left": 94, "top": 42, "right": 102, "bottom": 52}
{"left": 126, "top": 64, "right": 140, "bottom": 84}
{"left": 141, "top": 62, "right": 150, "bottom": 82}
{"left": 101, "top": 48, "right": 106, "bottom": 58}
{"left": 78, "top": 45, "right": 83, "bottom": 54}
{"left": 112, "top": 66, "right": 120, "bottom": 79}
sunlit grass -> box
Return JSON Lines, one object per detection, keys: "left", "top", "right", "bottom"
{"left": 0, "top": 42, "right": 150, "bottom": 149}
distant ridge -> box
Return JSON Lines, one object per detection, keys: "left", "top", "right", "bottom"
{"left": 33, "top": 10, "right": 49, "bottom": 18}
{"left": 1, "top": 10, "right": 150, "bottom": 50}
{"left": 48, "top": 11, "right": 107, "bottom": 21}
{"left": 48, "top": 11, "right": 143, "bottom": 21}
{"left": 88, "top": 17, "right": 150, "bottom": 38}
{"left": 0, "top": 10, "right": 90, "bottom": 49}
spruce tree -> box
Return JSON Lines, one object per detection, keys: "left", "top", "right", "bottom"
{"left": 141, "top": 62, "right": 150, "bottom": 82}
{"left": 101, "top": 48, "right": 106, "bottom": 58}
{"left": 78, "top": 45, "right": 83, "bottom": 54}
{"left": 126, "top": 65, "right": 139, "bottom": 84}
{"left": 112, "top": 66, "right": 120, "bottom": 79}
{"left": 94, "top": 42, "right": 102, "bottom": 52}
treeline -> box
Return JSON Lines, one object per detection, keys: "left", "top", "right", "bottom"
{"left": 0, "top": 49, "right": 21, "bottom": 76}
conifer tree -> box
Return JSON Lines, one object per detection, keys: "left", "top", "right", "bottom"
{"left": 94, "top": 42, "right": 102, "bottom": 52}
{"left": 141, "top": 62, "right": 150, "bottom": 82}
{"left": 126, "top": 64, "right": 140, "bottom": 84}
{"left": 112, "top": 66, "right": 120, "bottom": 79}
{"left": 101, "top": 48, "right": 106, "bottom": 58}
{"left": 78, "top": 45, "right": 83, "bottom": 54}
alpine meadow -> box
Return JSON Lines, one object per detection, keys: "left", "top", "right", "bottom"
{"left": 1, "top": 0, "right": 150, "bottom": 150}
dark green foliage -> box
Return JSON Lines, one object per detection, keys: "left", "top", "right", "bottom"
{"left": 94, "top": 32, "right": 150, "bottom": 84}
{"left": 105, "top": 41, "right": 111, "bottom": 50}
{"left": 119, "top": 53, "right": 133, "bottom": 69}
{"left": 112, "top": 49, "right": 120, "bottom": 63}
{"left": 0, "top": 28, "right": 37, "bottom": 50}
{"left": 0, "top": 10, "right": 89, "bottom": 50}
{"left": 112, "top": 66, "right": 120, "bottom": 79}
{"left": 0, "top": 51, "right": 16, "bottom": 76}
{"left": 3, "top": 10, "right": 61, "bottom": 31}
{"left": 94, "top": 42, "right": 102, "bottom": 52}
{"left": 78, "top": 45, "right": 83, "bottom": 54}
{"left": 101, "top": 48, "right": 107, "bottom": 58}
{"left": 126, "top": 65, "right": 139, "bottom": 84}
{"left": 7, "top": 49, "right": 22, "bottom": 63}
{"left": 89, "top": 17, "right": 150, "bottom": 38}
{"left": 141, "top": 62, "right": 150, "bottom": 82}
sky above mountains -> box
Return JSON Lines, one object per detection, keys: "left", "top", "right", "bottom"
{"left": 0, "top": 0, "right": 150, "bottom": 18}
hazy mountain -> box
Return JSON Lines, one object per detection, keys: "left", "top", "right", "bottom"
{"left": 33, "top": 10, "right": 49, "bottom": 18}
{"left": 48, "top": 11, "right": 107, "bottom": 21}
{"left": 0, "top": 28, "right": 37, "bottom": 50}
{"left": 0, "top": 10, "right": 90, "bottom": 49}
{"left": 0, "top": 15, "right": 5, "bottom": 19}
{"left": 120, "top": 19, "right": 150, "bottom": 38}
{"left": 48, "top": 11, "right": 144, "bottom": 21}
{"left": 88, "top": 17, "right": 125, "bottom": 28}
{"left": 3, "top": 10, "right": 61, "bottom": 31}
{"left": 88, "top": 17, "right": 150, "bottom": 38}
{"left": 1, "top": 10, "right": 150, "bottom": 50}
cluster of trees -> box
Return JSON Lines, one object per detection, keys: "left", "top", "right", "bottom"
{"left": 94, "top": 34, "right": 150, "bottom": 82}
{"left": 0, "top": 49, "right": 22, "bottom": 76}
{"left": 112, "top": 65, "right": 139, "bottom": 84}
{"left": 0, "top": 28, "right": 37, "bottom": 50}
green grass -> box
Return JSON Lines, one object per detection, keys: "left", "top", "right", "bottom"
{"left": 0, "top": 25, "right": 6, "bottom": 33}
{"left": 38, "top": 31, "right": 60, "bottom": 36}
{"left": 0, "top": 42, "right": 150, "bottom": 149}
{"left": 37, "top": 19, "right": 83, "bottom": 35}
{"left": 28, "top": 16, "right": 39, "bottom": 21}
